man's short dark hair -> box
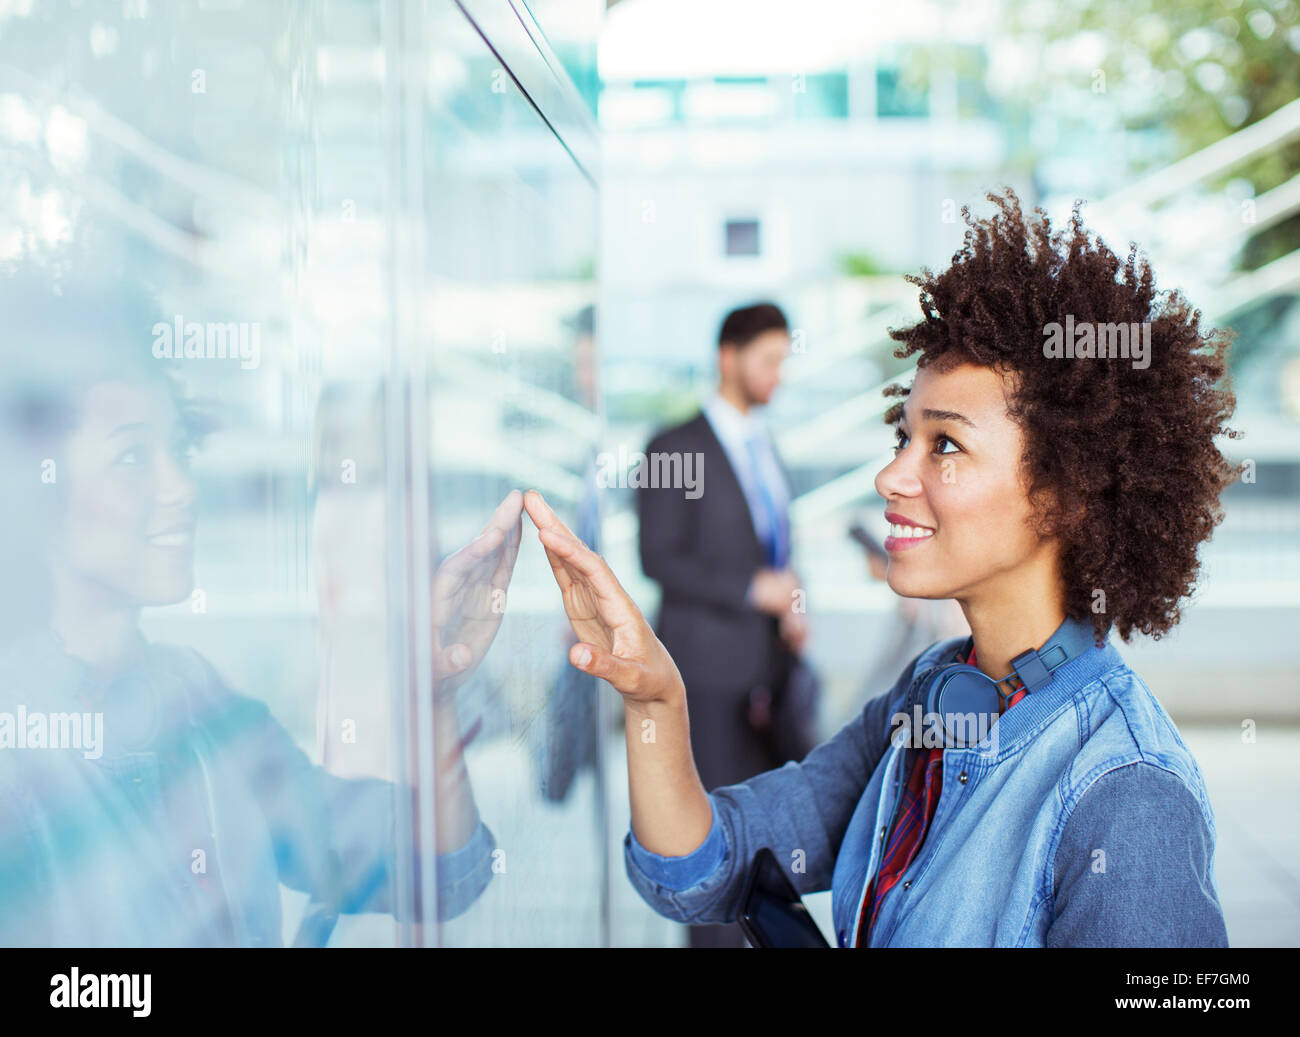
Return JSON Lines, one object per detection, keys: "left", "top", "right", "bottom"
{"left": 718, "top": 302, "right": 788, "bottom": 350}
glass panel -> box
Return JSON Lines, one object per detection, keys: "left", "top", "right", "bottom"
{"left": 0, "top": 0, "right": 603, "bottom": 948}
{"left": 419, "top": 0, "right": 604, "bottom": 947}
{"left": 0, "top": 0, "right": 412, "bottom": 949}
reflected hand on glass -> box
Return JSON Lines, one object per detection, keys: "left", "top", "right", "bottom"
{"left": 431, "top": 489, "right": 523, "bottom": 697}
{"left": 523, "top": 489, "right": 684, "bottom": 707}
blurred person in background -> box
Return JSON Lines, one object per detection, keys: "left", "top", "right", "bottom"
{"left": 0, "top": 269, "right": 511, "bottom": 946}
{"left": 636, "top": 301, "right": 810, "bottom": 948}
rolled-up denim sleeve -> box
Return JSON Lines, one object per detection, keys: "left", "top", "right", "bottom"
{"left": 219, "top": 677, "right": 497, "bottom": 924}
{"left": 626, "top": 799, "right": 727, "bottom": 890}
{"left": 622, "top": 680, "right": 905, "bottom": 926}
{"left": 1047, "top": 762, "right": 1229, "bottom": 947}
{"left": 276, "top": 758, "right": 498, "bottom": 924}
{"left": 434, "top": 811, "right": 496, "bottom": 922}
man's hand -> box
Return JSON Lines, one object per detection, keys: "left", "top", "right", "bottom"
{"left": 779, "top": 610, "right": 809, "bottom": 655}
{"left": 747, "top": 686, "right": 772, "bottom": 731}
{"left": 748, "top": 567, "right": 801, "bottom": 616}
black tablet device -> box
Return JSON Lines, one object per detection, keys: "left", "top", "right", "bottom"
{"left": 737, "top": 846, "right": 831, "bottom": 948}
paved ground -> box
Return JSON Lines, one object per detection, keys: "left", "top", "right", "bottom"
{"left": 1180, "top": 722, "right": 1300, "bottom": 947}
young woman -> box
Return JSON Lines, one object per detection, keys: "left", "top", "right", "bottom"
{"left": 523, "top": 188, "right": 1238, "bottom": 947}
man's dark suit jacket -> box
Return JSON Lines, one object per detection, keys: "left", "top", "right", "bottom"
{"left": 636, "top": 410, "right": 794, "bottom": 792}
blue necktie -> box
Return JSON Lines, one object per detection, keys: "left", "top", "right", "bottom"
{"left": 745, "top": 433, "right": 789, "bottom": 568}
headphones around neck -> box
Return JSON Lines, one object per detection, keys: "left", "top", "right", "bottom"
{"left": 905, "top": 616, "right": 1101, "bottom": 749}
{"left": 84, "top": 666, "right": 191, "bottom": 759}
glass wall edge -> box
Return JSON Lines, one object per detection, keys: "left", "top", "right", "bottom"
{"left": 382, "top": 0, "right": 441, "bottom": 948}
{"left": 454, "top": 0, "right": 601, "bottom": 186}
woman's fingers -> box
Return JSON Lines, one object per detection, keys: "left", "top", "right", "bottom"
{"left": 526, "top": 489, "right": 634, "bottom": 612}
{"left": 537, "top": 527, "right": 638, "bottom": 621}
{"left": 496, "top": 513, "right": 523, "bottom": 585}
{"left": 570, "top": 641, "right": 644, "bottom": 695}
{"left": 436, "top": 525, "right": 505, "bottom": 594}
{"left": 525, "top": 488, "right": 678, "bottom": 702}
{"left": 524, "top": 490, "right": 582, "bottom": 591}
{"left": 433, "top": 642, "right": 473, "bottom": 681}
{"left": 488, "top": 488, "right": 524, "bottom": 530}
{"left": 431, "top": 530, "right": 502, "bottom": 626}
{"left": 522, "top": 489, "right": 578, "bottom": 542}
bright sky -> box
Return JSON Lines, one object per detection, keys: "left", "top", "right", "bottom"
{"left": 599, "top": 0, "right": 1005, "bottom": 79}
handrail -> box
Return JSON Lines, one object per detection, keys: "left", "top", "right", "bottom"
{"left": 1096, "top": 97, "right": 1300, "bottom": 213}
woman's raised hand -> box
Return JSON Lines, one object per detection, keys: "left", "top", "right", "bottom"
{"left": 431, "top": 489, "right": 523, "bottom": 694}
{"left": 523, "top": 489, "right": 685, "bottom": 707}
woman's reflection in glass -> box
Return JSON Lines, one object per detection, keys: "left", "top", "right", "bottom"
{"left": 0, "top": 271, "right": 518, "bottom": 946}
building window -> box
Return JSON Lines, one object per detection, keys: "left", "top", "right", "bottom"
{"left": 724, "top": 218, "right": 761, "bottom": 257}
{"left": 793, "top": 71, "right": 850, "bottom": 120}
{"left": 876, "top": 64, "right": 929, "bottom": 118}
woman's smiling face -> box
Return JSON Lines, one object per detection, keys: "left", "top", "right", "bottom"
{"left": 55, "top": 379, "right": 199, "bottom": 608}
{"left": 873, "top": 360, "right": 1059, "bottom": 603}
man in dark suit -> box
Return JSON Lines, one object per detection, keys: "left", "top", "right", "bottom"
{"left": 637, "top": 302, "right": 809, "bottom": 949}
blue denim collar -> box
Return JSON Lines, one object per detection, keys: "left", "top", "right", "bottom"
{"left": 968, "top": 618, "right": 1124, "bottom": 759}
{"left": 897, "top": 616, "right": 1124, "bottom": 761}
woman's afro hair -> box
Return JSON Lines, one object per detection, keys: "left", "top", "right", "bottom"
{"left": 883, "top": 187, "right": 1242, "bottom": 644}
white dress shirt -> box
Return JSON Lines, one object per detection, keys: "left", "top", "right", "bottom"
{"left": 702, "top": 392, "right": 791, "bottom": 558}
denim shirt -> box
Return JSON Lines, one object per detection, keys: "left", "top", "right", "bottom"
{"left": 626, "top": 620, "right": 1229, "bottom": 947}
{"left": 0, "top": 635, "right": 496, "bottom": 946}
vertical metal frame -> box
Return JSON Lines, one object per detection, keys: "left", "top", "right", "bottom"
{"left": 454, "top": 0, "right": 607, "bottom": 948}
{"left": 381, "top": 0, "right": 440, "bottom": 947}
{"left": 381, "top": 0, "right": 604, "bottom": 946}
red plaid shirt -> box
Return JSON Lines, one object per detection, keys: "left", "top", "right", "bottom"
{"left": 854, "top": 645, "right": 1026, "bottom": 945}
